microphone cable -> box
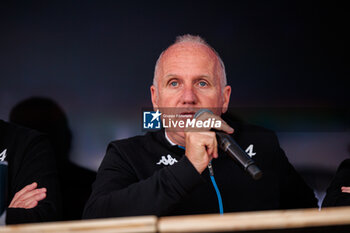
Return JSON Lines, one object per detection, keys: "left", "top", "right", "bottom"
{"left": 178, "top": 145, "right": 224, "bottom": 215}
{"left": 208, "top": 161, "right": 224, "bottom": 215}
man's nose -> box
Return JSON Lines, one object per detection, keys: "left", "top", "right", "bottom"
{"left": 181, "top": 85, "right": 197, "bottom": 105}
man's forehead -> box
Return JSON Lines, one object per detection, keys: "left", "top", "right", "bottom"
{"left": 158, "top": 42, "right": 220, "bottom": 76}
{"left": 162, "top": 42, "right": 217, "bottom": 61}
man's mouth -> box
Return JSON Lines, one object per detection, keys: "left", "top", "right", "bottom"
{"left": 179, "top": 111, "right": 196, "bottom": 118}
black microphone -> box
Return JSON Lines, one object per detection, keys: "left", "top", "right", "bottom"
{"left": 194, "top": 109, "right": 263, "bottom": 180}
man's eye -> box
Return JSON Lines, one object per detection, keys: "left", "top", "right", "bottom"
{"left": 170, "top": 81, "right": 178, "bottom": 87}
{"left": 198, "top": 81, "right": 207, "bottom": 87}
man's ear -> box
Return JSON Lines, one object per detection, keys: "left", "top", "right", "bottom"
{"left": 222, "top": 85, "right": 231, "bottom": 113}
{"left": 150, "top": 85, "right": 159, "bottom": 110}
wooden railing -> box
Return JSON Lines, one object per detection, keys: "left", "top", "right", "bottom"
{"left": 1, "top": 206, "right": 350, "bottom": 232}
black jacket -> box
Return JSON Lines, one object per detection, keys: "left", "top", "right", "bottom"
{"left": 0, "top": 120, "right": 61, "bottom": 224}
{"left": 83, "top": 123, "right": 317, "bottom": 219}
{"left": 322, "top": 159, "right": 350, "bottom": 207}
{"left": 83, "top": 121, "right": 317, "bottom": 218}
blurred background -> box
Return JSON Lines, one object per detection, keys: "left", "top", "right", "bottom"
{"left": 0, "top": 0, "right": 348, "bottom": 206}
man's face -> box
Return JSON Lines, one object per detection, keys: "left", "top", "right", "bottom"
{"left": 151, "top": 42, "right": 231, "bottom": 117}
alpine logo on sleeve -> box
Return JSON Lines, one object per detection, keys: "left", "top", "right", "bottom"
{"left": 0, "top": 149, "right": 7, "bottom": 162}
{"left": 245, "top": 144, "right": 256, "bottom": 158}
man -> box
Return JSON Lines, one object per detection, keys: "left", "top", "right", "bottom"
{"left": 322, "top": 159, "right": 350, "bottom": 207}
{"left": 0, "top": 120, "right": 61, "bottom": 224}
{"left": 9, "top": 97, "right": 96, "bottom": 220}
{"left": 83, "top": 35, "right": 317, "bottom": 219}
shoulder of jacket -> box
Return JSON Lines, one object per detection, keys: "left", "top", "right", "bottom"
{"left": 231, "top": 121, "right": 277, "bottom": 138}
{"left": 109, "top": 134, "right": 146, "bottom": 146}
{"left": 338, "top": 159, "right": 350, "bottom": 171}
{"left": 1, "top": 120, "right": 44, "bottom": 143}
{"left": 107, "top": 132, "right": 157, "bottom": 153}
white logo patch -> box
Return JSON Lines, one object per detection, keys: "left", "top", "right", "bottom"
{"left": 245, "top": 144, "right": 256, "bottom": 158}
{"left": 0, "top": 149, "right": 7, "bottom": 161}
{"left": 157, "top": 154, "right": 178, "bottom": 166}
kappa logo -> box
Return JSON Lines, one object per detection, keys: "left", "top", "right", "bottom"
{"left": 245, "top": 144, "right": 256, "bottom": 158}
{"left": 0, "top": 149, "right": 7, "bottom": 161}
{"left": 156, "top": 154, "right": 178, "bottom": 166}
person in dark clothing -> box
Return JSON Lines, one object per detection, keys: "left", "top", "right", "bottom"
{"left": 322, "top": 159, "right": 350, "bottom": 207}
{"left": 9, "top": 97, "right": 96, "bottom": 220}
{"left": 83, "top": 34, "right": 317, "bottom": 219}
{"left": 83, "top": 125, "right": 317, "bottom": 218}
{"left": 0, "top": 120, "right": 61, "bottom": 224}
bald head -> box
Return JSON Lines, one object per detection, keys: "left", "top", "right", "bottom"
{"left": 153, "top": 35, "right": 227, "bottom": 90}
